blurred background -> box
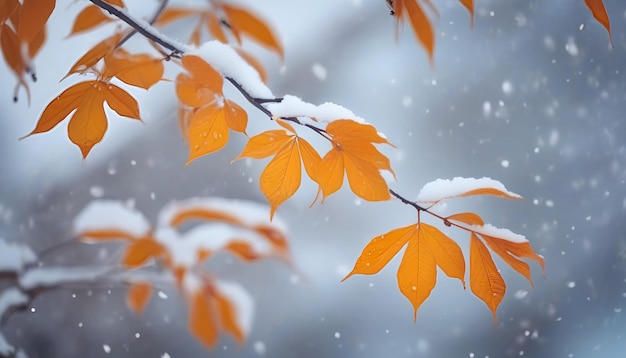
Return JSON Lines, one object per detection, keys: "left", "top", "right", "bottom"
{"left": 1, "top": 0, "right": 625, "bottom": 357}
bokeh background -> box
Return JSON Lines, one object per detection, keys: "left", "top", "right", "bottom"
{"left": 1, "top": 0, "right": 625, "bottom": 357}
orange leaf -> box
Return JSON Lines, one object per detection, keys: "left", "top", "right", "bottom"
{"left": 1, "top": 23, "right": 26, "bottom": 81}
{"left": 122, "top": 238, "right": 165, "bottom": 267}
{"left": 186, "top": 104, "right": 230, "bottom": 163}
{"left": 21, "top": 80, "right": 142, "bottom": 157}
{"left": 421, "top": 223, "right": 465, "bottom": 287}
{"left": 345, "top": 222, "right": 465, "bottom": 319}
{"left": 28, "top": 27, "right": 46, "bottom": 59}
{"left": 16, "top": 0, "right": 55, "bottom": 44}
{"left": 69, "top": 5, "right": 113, "bottom": 36}
{"left": 215, "top": 291, "right": 245, "bottom": 344}
{"left": 126, "top": 282, "right": 152, "bottom": 315}
{"left": 154, "top": 7, "right": 197, "bottom": 27}
{"left": 65, "top": 33, "right": 122, "bottom": 77}
{"left": 482, "top": 235, "right": 545, "bottom": 276}
{"left": 397, "top": 226, "right": 437, "bottom": 320}
{"left": 584, "top": 0, "right": 612, "bottom": 45}
{"left": 235, "top": 130, "right": 293, "bottom": 159}
{"left": 207, "top": 13, "right": 228, "bottom": 44}
{"left": 343, "top": 224, "right": 415, "bottom": 279}
{"left": 222, "top": 4, "right": 283, "bottom": 59}
{"left": 180, "top": 55, "right": 223, "bottom": 95}
{"left": 103, "top": 49, "right": 164, "bottom": 89}
{"left": 470, "top": 233, "right": 505, "bottom": 322}
{"left": 317, "top": 120, "right": 393, "bottom": 201}
{"left": 404, "top": 0, "right": 435, "bottom": 62}
{"left": 78, "top": 228, "right": 138, "bottom": 242}
{"left": 0, "top": 0, "right": 19, "bottom": 25}
{"left": 259, "top": 137, "right": 301, "bottom": 218}
{"left": 223, "top": 100, "right": 247, "bottom": 134}
{"left": 189, "top": 290, "right": 219, "bottom": 348}
{"left": 446, "top": 212, "right": 485, "bottom": 226}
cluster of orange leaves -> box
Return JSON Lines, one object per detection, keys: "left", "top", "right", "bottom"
{"left": 343, "top": 186, "right": 545, "bottom": 321}
{"left": 76, "top": 200, "right": 290, "bottom": 348}
{"left": 390, "top": 0, "right": 613, "bottom": 61}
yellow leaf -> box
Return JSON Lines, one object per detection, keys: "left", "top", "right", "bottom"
{"left": 223, "top": 100, "right": 247, "bottom": 134}
{"left": 421, "top": 223, "right": 465, "bottom": 287}
{"left": 235, "top": 130, "right": 293, "bottom": 159}
{"left": 446, "top": 212, "right": 485, "bottom": 226}
{"left": 154, "top": 7, "right": 197, "bottom": 27}
{"left": 77, "top": 228, "right": 137, "bottom": 242}
{"left": 216, "top": 291, "right": 245, "bottom": 344}
{"left": 126, "top": 282, "right": 152, "bottom": 315}
{"left": 470, "top": 233, "right": 505, "bottom": 322}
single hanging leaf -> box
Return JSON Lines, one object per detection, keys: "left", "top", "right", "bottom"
{"left": 584, "top": 0, "right": 612, "bottom": 45}
{"left": 404, "top": 0, "right": 435, "bottom": 62}
{"left": 222, "top": 4, "right": 284, "bottom": 59}
{"left": 127, "top": 282, "right": 152, "bottom": 315}
{"left": 215, "top": 291, "right": 245, "bottom": 344}
{"left": 69, "top": 5, "right": 113, "bottom": 36}
{"left": 189, "top": 289, "right": 219, "bottom": 348}
{"left": 397, "top": 226, "right": 437, "bottom": 320}
{"left": 470, "top": 233, "right": 505, "bottom": 322}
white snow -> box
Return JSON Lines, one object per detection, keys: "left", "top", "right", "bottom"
{"left": 0, "top": 333, "right": 13, "bottom": 356}
{"left": 311, "top": 63, "right": 327, "bottom": 81}
{"left": 0, "top": 288, "right": 29, "bottom": 318}
{"left": 191, "top": 41, "right": 273, "bottom": 98}
{"left": 265, "top": 95, "right": 366, "bottom": 123}
{"left": 18, "top": 267, "right": 111, "bottom": 290}
{"left": 157, "top": 197, "right": 287, "bottom": 234}
{"left": 215, "top": 280, "right": 254, "bottom": 336}
{"left": 154, "top": 224, "right": 272, "bottom": 268}
{"left": 73, "top": 201, "right": 151, "bottom": 239}
{"left": 471, "top": 223, "right": 528, "bottom": 243}
{"left": 0, "top": 240, "right": 37, "bottom": 272}
{"left": 416, "top": 177, "right": 522, "bottom": 204}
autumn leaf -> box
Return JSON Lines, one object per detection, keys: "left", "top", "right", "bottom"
{"left": 222, "top": 4, "right": 283, "bottom": 59}
{"left": 316, "top": 119, "right": 394, "bottom": 202}
{"left": 392, "top": 0, "right": 434, "bottom": 62}
{"left": 69, "top": 5, "right": 113, "bottom": 36}
{"left": 21, "top": 80, "right": 141, "bottom": 158}
{"left": 236, "top": 122, "right": 321, "bottom": 218}
{"left": 584, "top": 0, "right": 612, "bottom": 45}
{"left": 416, "top": 177, "right": 523, "bottom": 206}
{"left": 0, "top": 0, "right": 19, "bottom": 25}
{"left": 127, "top": 281, "right": 152, "bottom": 315}
{"left": 123, "top": 238, "right": 166, "bottom": 268}
{"left": 189, "top": 288, "right": 219, "bottom": 348}
{"left": 65, "top": 32, "right": 122, "bottom": 78}
{"left": 458, "top": 0, "right": 474, "bottom": 26}
{"left": 343, "top": 222, "right": 464, "bottom": 319}
{"left": 103, "top": 48, "right": 164, "bottom": 89}
{"left": 16, "top": 0, "right": 55, "bottom": 45}
{"left": 470, "top": 233, "right": 505, "bottom": 322}
{"left": 176, "top": 55, "right": 248, "bottom": 163}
